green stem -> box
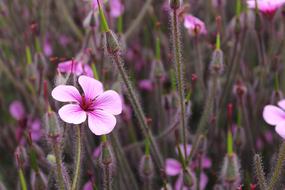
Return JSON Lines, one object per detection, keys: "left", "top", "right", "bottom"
{"left": 268, "top": 142, "right": 285, "bottom": 190}
{"left": 71, "top": 126, "right": 82, "bottom": 190}
{"left": 171, "top": 8, "right": 187, "bottom": 158}
{"left": 19, "top": 169, "right": 27, "bottom": 190}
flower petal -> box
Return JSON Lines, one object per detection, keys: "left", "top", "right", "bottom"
{"left": 9, "top": 100, "right": 26, "bottom": 120}
{"left": 79, "top": 75, "right": 103, "bottom": 100}
{"left": 95, "top": 90, "right": 122, "bottom": 115}
{"left": 278, "top": 100, "right": 285, "bottom": 110}
{"left": 165, "top": 159, "right": 182, "bottom": 176}
{"left": 275, "top": 122, "right": 285, "bottom": 139}
{"left": 58, "top": 104, "right": 87, "bottom": 124}
{"left": 263, "top": 105, "right": 285, "bottom": 126}
{"left": 52, "top": 85, "right": 81, "bottom": 102}
{"left": 174, "top": 173, "right": 184, "bottom": 190}
{"left": 87, "top": 110, "right": 116, "bottom": 135}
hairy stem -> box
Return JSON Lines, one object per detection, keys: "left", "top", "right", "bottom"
{"left": 103, "top": 165, "right": 111, "bottom": 190}
{"left": 171, "top": 8, "right": 187, "bottom": 157}
{"left": 268, "top": 142, "right": 285, "bottom": 190}
{"left": 254, "top": 154, "right": 268, "bottom": 190}
{"left": 112, "top": 54, "right": 164, "bottom": 169}
{"left": 71, "top": 126, "right": 82, "bottom": 190}
{"left": 52, "top": 140, "right": 66, "bottom": 190}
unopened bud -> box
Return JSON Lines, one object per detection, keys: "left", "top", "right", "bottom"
{"left": 106, "top": 30, "right": 120, "bottom": 55}
{"left": 100, "top": 142, "right": 113, "bottom": 166}
{"left": 221, "top": 153, "right": 240, "bottom": 184}
{"left": 44, "top": 111, "right": 61, "bottom": 139}
{"left": 139, "top": 155, "right": 154, "bottom": 178}
{"left": 183, "top": 168, "right": 195, "bottom": 187}
{"left": 169, "top": 0, "right": 182, "bottom": 9}
{"left": 233, "top": 80, "right": 247, "bottom": 99}
{"left": 210, "top": 49, "right": 224, "bottom": 76}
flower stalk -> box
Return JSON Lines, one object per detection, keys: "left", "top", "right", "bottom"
{"left": 254, "top": 154, "right": 267, "bottom": 190}
{"left": 170, "top": 0, "right": 187, "bottom": 158}
{"left": 71, "top": 125, "right": 82, "bottom": 190}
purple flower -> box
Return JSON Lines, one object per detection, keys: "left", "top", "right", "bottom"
{"left": 51, "top": 75, "right": 122, "bottom": 135}
{"left": 92, "top": 0, "right": 124, "bottom": 18}
{"left": 183, "top": 14, "right": 207, "bottom": 36}
{"left": 9, "top": 100, "right": 42, "bottom": 142}
{"left": 165, "top": 144, "right": 210, "bottom": 190}
{"left": 247, "top": 0, "right": 285, "bottom": 17}
{"left": 139, "top": 79, "right": 154, "bottom": 91}
{"left": 57, "top": 60, "right": 93, "bottom": 77}
{"left": 9, "top": 101, "right": 26, "bottom": 120}
{"left": 263, "top": 100, "right": 285, "bottom": 139}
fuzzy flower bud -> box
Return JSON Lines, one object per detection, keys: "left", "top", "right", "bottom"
{"left": 44, "top": 111, "right": 61, "bottom": 139}
{"left": 100, "top": 142, "right": 113, "bottom": 166}
{"left": 221, "top": 153, "right": 240, "bottom": 184}
{"left": 210, "top": 49, "right": 224, "bottom": 76}
{"left": 139, "top": 155, "right": 154, "bottom": 178}
{"left": 183, "top": 168, "right": 195, "bottom": 188}
{"left": 106, "top": 30, "right": 120, "bottom": 55}
{"left": 169, "top": 0, "right": 182, "bottom": 9}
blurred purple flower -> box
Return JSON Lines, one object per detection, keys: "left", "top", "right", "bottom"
{"left": 247, "top": 0, "right": 285, "bottom": 17}
{"left": 9, "top": 101, "right": 42, "bottom": 142}
{"left": 9, "top": 101, "right": 26, "bottom": 120}
{"left": 52, "top": 75, "right": 122, "bottom": 135}
{"left": 183, "top": 14, "right": 207, "bottom": 36}
{"left": 263, "top": 100, "right": 285, "bottom": 139}
{"left": 44, "top": 35, "right": 53, "bottom": 56}
{"left": 139, "top": 79, "right": 154, "bottom": 91}
{"left": 82, "top": 181, "right": 93, "bottom": 190}
{"left": 92, "top": 0, "right": 124, "bottom": 18}
{"left": 57, "top": 60, "right": 93, "bottom": 77}
{"left": 165, "top": 144, "right": 210, "bottom": 190}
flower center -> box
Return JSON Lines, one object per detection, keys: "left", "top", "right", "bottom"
{"left": 80, "top": 95, "right": 95, "bottom": 112}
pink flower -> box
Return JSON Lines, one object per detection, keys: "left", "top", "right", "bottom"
{"left": 92, "top": 0, "right": 124, "bottom": 18}
{"left": 9, "top": 101, "right": 26, "bottom": 120}
{"left": 263, "top": 100, "right": 285, "bottom": 139}
{"left": 139, "top": 79, "right": 154, "bottom": 91}
{"left": 165, "top": 144, "right": 210, "bottom": 190}
{"left": 51, "top": 75, "right": 122, "bottom": 135}
{"left": 247, "top": 0, "right": 285, "bottom": 17}
{"left": 9, "top": 100, "right": 42, "bottom": 142}
{"left": 57, "top": 60, "right": 93, "bottom": 77}
{"left": 184, "top": 14, "right": 207, "bottom": 36}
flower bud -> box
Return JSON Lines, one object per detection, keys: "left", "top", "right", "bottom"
{"left": 169, "top": 0, "right": 182, "bottom": 9}
{"left": 210, "top": 49, "right": 224, "bottom": 76}
{"left": 44, "top": 111, "right": 61, "bottom": 139}
{"left": 183, "top": 168, "right": 195, "bottom": 188}
{"left": 100, "top": 142, "right": 113, "bottom": 166}
{"left": 139, "top": 155, "right": 154, "bottom": 178}
{"left": 106, "top": 30, "right": 120, "bottom": 55}
{"left": 221, "top": 153, "right": 240, "bottom": 184}
{"left": 233, "top": 80, "right": 247, "bottom": 99}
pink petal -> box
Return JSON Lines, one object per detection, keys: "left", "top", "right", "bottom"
{"left": 275, "top": 122, "right": 285, "bottom": 139}
{"left": 174, "top": 173, "right": 184, "bottom": 190}
{"left": 9, "top": 100, "right": 26, "bottom": 120}
{"left": 176, "top": 144, "right": 192, "bottom": 158}
{"left": 51, "top": 85, "right": 81, "bottom": 102}
{"left": 110, "top": 0, "right": 124, "bottom": 18}
{"left": 95, "top": 90, "right": 122, "bottom": 115}
{"left": 58, "top": 104, "right": 87, "bottom": 124}
{"left": 78, "top": 75, "right": 103, "bottom": 100}
{"left": 165, "top": 159, "right": 182, "bottom": 176}
{"left": 262, "top": 105, "right": 285, "bottom": 126}
{"left": 202, "top": 157, "right": 212, "bottom": 168}
{"left": 82, "top": 64, "right": 94, "bottom": 77}
{"left": 58, "top": 60, "right": 82, "bottom": 75}
{"left": 83, "top": 181, "right": 93, "bottom": 190}
{"left": 200, "top": 172, "right": 208, "bottom": 190}
{"left": 87, "top": 110, "right": 116, "bottom": 135}
{"left": 278, "top": 100, "right": 285, "bottom": 110}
